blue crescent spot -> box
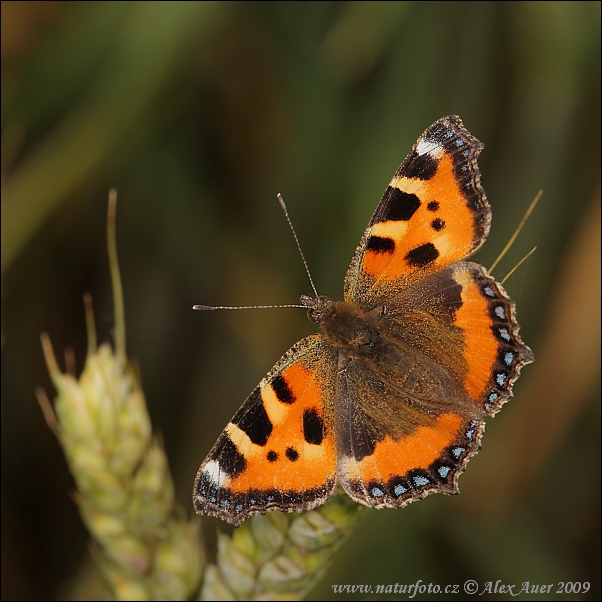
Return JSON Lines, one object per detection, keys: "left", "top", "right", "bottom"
{"left": 394, "top": 484, "right": 407, "bottom": 496}
{"left": 499, "top": 328, "right": 511, "bottom": 341}
{"left": 452, "top": 447, "right": 465, "bottom": 459}
{"left": 438, "top": 466, "right": 451, "bottom": 478}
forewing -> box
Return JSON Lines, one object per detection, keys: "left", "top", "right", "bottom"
{"left": 193, "top": 335, "right": 338, "bottom": 526}
{"left": 345, "top": 115, "right": 490, "bottom": 303}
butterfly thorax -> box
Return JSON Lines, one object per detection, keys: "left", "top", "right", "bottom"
{"left": 301, "top": 294, "right": 382, "bottom": 357}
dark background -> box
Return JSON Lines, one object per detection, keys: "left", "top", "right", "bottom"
{"left": 2, "top": 2, "right": 600, "bottom": 600}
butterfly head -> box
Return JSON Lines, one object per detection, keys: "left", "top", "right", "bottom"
{"left": 299, "top": 294, "right": 334, "bottom": 324}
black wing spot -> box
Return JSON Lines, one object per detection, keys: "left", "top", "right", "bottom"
{"left": 266, "top": 450, "right": 278, "bottom": 462}
{"left": 286, "top": 447, "right": 299, "bottom": 461}
{"left": 303, "top": 408, "right": 324, "bottom": 445}
{"left": 431, "top": 218, "right": 445, "bottom": 232}
{"left": 427, "top": 201, "right": 439, "bottom": 211}
{"left": 214, "top": 436, "right": 247, "bottom": 477}
{"left": 405, "top": 243, "right": 439, "bottom": 268}
{"left": 366, "top": 235, "right": 395, "bottom": 254}
{"left": 272, "top": 374, "right": 295, "bottom": 404}
{"left": 400, "top": 150, "right": 439, "bottom": 180}
{"left": 231, "top": 388, "right": 273, "bottom": 446}
{"left": 382, "top": 188, "right": 421, "bottom": 221}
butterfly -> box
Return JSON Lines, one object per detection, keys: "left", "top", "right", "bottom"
{"left": 193, "top": 115, "right": 534, "bottom": 527}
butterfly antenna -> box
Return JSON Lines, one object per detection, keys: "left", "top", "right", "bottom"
{"left": 193, "top": 194, "right": 316, "bottom": 312}
{"left": 277, "top": 193, "right": 320, "bottom": 299}
{"left": 193, "top": 303, "right": 306, "bottom": 311}
{"left": 500, "top": 247, "right": 537, "bottom": 286}
{"left": 489, "top": 190, "right": 542, "bottom": 274}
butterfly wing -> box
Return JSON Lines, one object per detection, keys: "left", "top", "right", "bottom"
{"left": 345, "top": 115, "right": 491, "bottom": 303}
{"left": 335, "top": 262, "right": 533, "bottom": 508}
{"left": 193, "top": 335, "right": 338, "bottom": 526}
{"left": 336, "top": 116, "right": 533, "bottom": 508}
{"left": 336, "top": 368, "right": 485, "bottom": 509}
{"left": 194, "top": 115, "right": 534, "bottom": 521}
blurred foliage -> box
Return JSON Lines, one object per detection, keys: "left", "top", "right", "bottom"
{"left": 1, "top": 1, "right": 599, "bottom": 600}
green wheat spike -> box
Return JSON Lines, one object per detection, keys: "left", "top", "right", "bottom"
{"left": 38, "top": 190, "right": 367, "bottom": 600}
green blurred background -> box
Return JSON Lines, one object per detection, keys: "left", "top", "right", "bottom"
{"left": 2, "top": 2, "right": 600, "bottom": 600}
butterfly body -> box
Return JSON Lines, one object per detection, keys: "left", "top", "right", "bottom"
{"left": 193, "top": 116, "right": 534, "bottom": 526}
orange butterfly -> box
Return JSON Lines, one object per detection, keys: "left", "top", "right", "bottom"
{"left": 193, "top": 116, "right": 534, "bottom": 526}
